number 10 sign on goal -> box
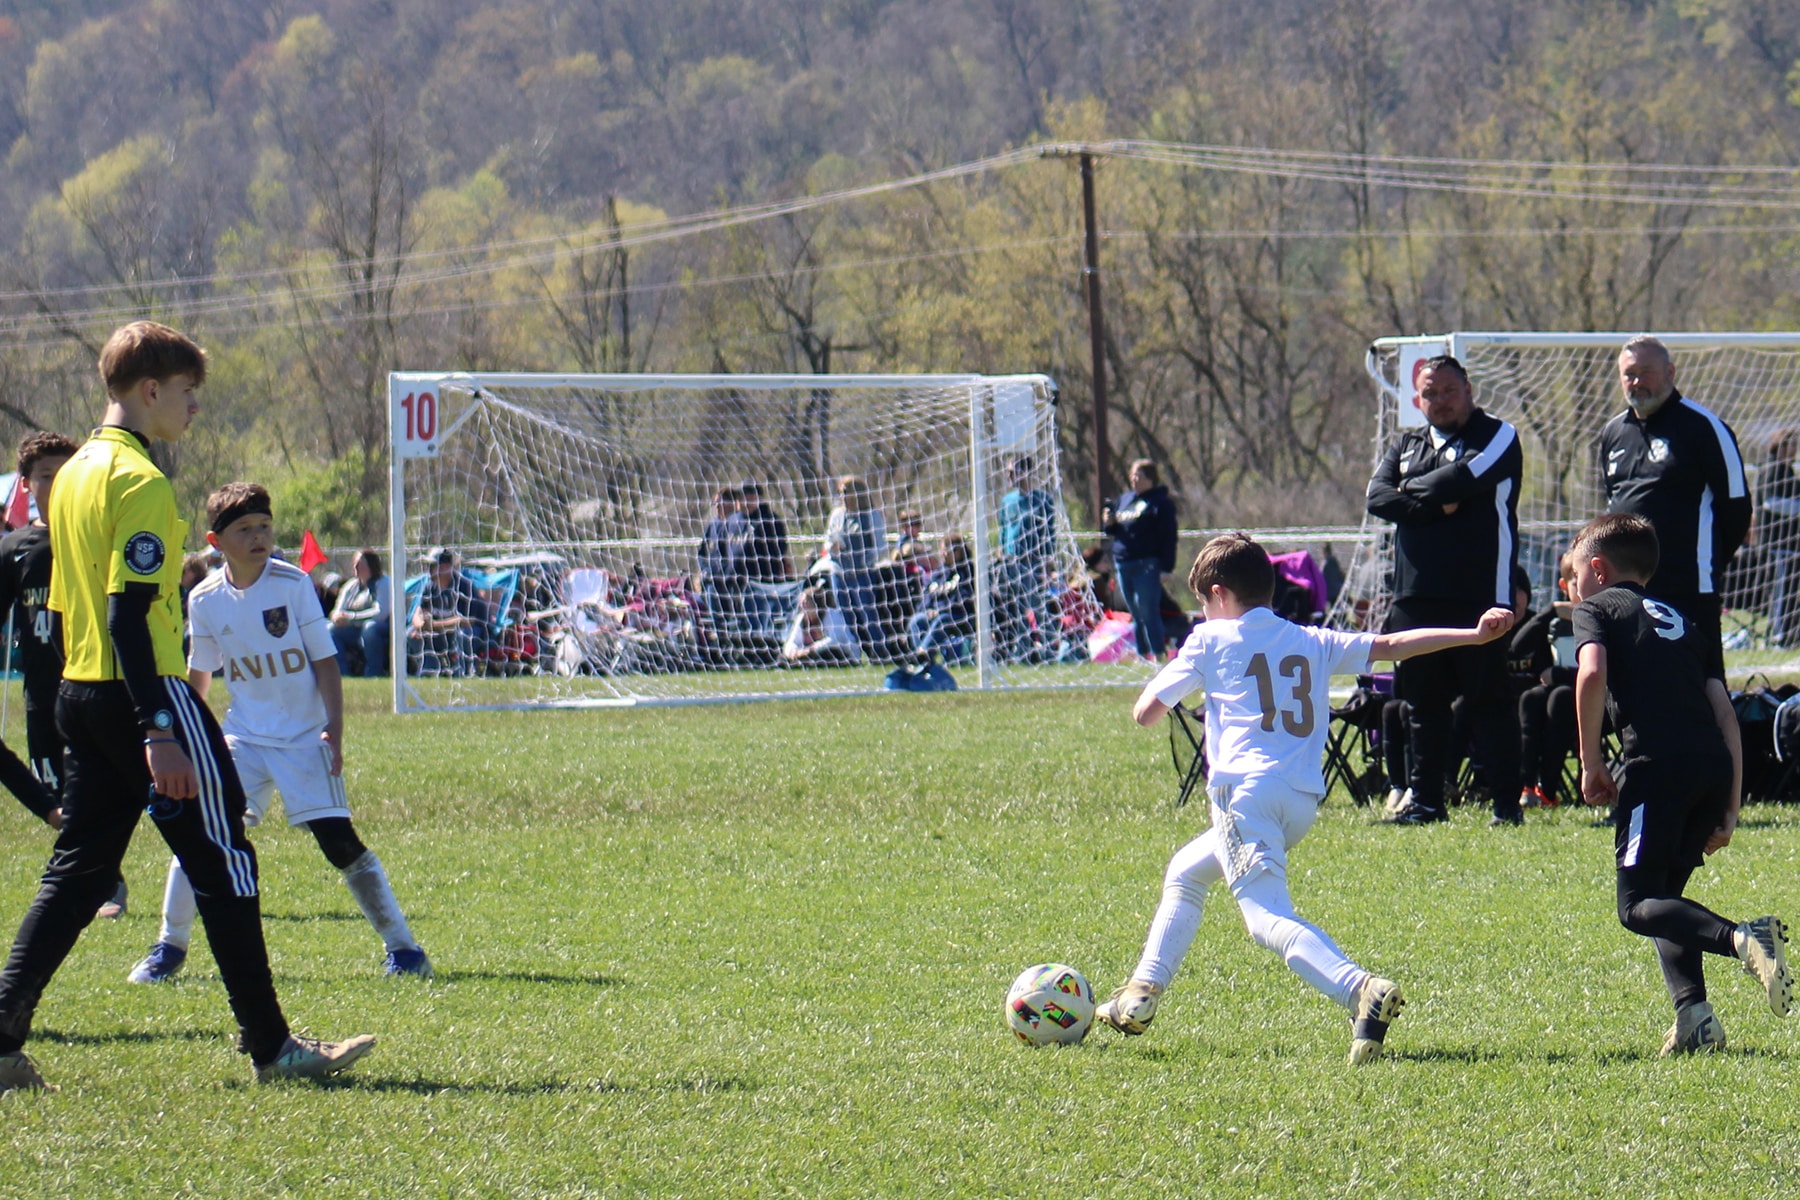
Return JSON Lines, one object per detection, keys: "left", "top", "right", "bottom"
{"left": 391, "top": 375, "right": 443, "bottom": 458}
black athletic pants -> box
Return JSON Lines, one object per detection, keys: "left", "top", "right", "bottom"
{"left": 1518, "top": 683, "right": 1576, "bottom": 800}
{"left": 1388, "top": 598, "right": 1521, "bottom": 817}
{"left": 0, "top": 678, "right": 290, "bottom": 1063}
{"left": 1613, "top": 753, "right": 1739, "bottom": 1011}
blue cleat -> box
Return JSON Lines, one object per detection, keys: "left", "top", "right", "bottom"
{"left": 127, "top": 941, "right": 187, "bottom": 984}
{"left": 384, "top": 946, "right": 433, "bottom": 979}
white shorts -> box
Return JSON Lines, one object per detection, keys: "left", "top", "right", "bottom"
{"left": 1207, "top": 773, "right": 1321, "bottom": 893}
{"left": 226, "top": 734, "right": 352, "bottom": 828}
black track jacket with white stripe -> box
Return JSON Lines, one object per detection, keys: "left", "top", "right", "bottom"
{"left": 1599, "top": 392, "right": 1750, "bottom": 599}
{"left": 1366, "top": 408, "right": 1522, "bottom": 608}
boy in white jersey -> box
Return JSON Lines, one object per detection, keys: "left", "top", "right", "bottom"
{"left": 127, "top": 482, "right": 431, "bottom": 984}
{"left": 1095, "top": 534, "right": 1514, "bottom": 1063}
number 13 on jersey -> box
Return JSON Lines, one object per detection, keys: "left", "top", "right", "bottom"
{"left": 1245, "top": 652, "right": 1315, "bottom": 736}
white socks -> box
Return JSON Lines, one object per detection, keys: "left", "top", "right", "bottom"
{"left": 153, "top": 849, "right": 417, "bottom": 954}
{"left": 341, "top": 850, "right": 418, "bottom": 953}
{"left": 157, "top": 857, "right": 196, "bottom": 950}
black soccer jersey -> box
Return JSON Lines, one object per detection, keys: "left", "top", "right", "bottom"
{"left": 0, "top": 523, "right": 62, "bottom": 708}
{"left": 1572, "top": 580, "right": 1726, "bottom": 762}
{"left": 1599, "top": 392, "right": 1750, "bottom": 599}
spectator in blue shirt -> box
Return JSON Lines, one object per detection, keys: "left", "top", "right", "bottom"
{"left": 997, "top": 454, "right": 1057, "bottom": 660}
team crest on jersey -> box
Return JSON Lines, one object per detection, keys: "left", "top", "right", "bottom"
{"left": 1642, "top": 598, "right": 1686, "bottom": 641}
{"left": 262, "top": 606, "right": 289, "bottom": 637}
{"left": 122, "top": 532, "right": 164, "bottom": 575}
{"left": 1648, "top": 438, "right": 1670, "bottom": 463}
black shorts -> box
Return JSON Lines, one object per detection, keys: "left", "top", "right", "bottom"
{"left": 1614, "top": 753, "right": 1732, "bottom": 875}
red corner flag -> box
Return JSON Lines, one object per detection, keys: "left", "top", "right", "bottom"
{"left": 298, "top": 530, "right": 328, "bottom": 573}
{"left": 3, "top": 476, "right": 28, "bottom": 530}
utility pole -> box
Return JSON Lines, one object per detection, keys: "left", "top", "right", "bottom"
{"left": 1079, "top": 153, "right": 1111, "bottom": 528}
{"left": 1042, "top": 145, "right": 1113, "bottom": 529}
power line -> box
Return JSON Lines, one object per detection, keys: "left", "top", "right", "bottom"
{"left": 8, "top": 138, "right": 1800, "bottom": 342}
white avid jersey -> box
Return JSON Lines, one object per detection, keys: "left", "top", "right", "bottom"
{"left": 1145, "top": 607, "right": 1374, "bottom": 795}
{"left": 187, "top": 558, "right": 337, "bottom": 746}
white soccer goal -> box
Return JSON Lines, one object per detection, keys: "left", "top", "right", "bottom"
{"left": 1348, "top": 331, "right": 1800, "bottom": 675}
{"left": 386, "top": 371, "right": 1147, "bottom": 710}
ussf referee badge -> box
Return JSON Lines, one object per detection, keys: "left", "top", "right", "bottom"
{"left": 123, "top": 532, "right": 165, "bottom": 575}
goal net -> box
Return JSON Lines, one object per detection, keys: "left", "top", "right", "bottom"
{"left": 1347, "top": 332, "right": 1800, "bottom": 677}
{"left": 386, "top": 372, "right": 1145, "bottom": 710}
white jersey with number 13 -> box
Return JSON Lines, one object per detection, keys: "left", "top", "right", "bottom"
{"left": 1144, "top": 607, "right": 1375, "bottom": 795}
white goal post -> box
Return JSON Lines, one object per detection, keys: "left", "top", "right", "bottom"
{"left": 386, "top": 371, "right": 1149, "bottom": 711}
{"left": 1349, "top": 331, "right": 1800, "bottom": 675}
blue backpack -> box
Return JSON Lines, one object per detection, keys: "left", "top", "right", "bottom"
{"left": 884, "top": 662, "right": 957, "bottom": 693}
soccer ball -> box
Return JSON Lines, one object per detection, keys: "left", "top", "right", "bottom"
{"left": 1005, "top": 963, "right": 1095, "bottom": 1046}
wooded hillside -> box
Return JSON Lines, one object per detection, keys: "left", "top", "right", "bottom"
{"left": 4, "top": 0, "right": 1800, "bottom": 538}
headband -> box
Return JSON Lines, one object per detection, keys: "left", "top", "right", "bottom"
{"left": 210, "top": 494, "right": 273, "bottom": 535}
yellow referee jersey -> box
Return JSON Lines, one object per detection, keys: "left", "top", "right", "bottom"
{"left": 48, "top": 427, "right": 188, "bottom": 681}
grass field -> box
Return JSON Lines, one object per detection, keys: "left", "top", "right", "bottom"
{"left": 0, "top": 681, "right": 1798, "bottom": 1197}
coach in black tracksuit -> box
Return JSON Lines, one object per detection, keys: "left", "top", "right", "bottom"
{"left": 1367, "top": 354, "right": 1524, "bottom": 826}
{"left": 1599, "top": 336, "right": 1750, "bottom": 681}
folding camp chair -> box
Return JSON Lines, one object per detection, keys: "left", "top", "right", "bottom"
{"left": 1167, "top": 704, "right": 1208, "bottom": 809}
{"left": 1326, "top": 674, "right": 1391, "bottom": 807}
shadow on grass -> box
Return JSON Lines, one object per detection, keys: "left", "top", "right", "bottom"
{"left": 439, "top": 969, "right": 622, "bottom": 988}
{"left": 35, "top": 1027, "right": 219, "bottom": 1047}
{"left": 244, "top": 1074, "right": 753, "bottom": 1096}
{"left": 1104, "top": 1041, "right": 1785, "bottom": 1065}
{"left": 261, "top": 911, "right": 363, "bottom": 923}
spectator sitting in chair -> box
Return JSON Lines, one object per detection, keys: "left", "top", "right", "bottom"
{"left": 909, "top": 533, "right": 975, "bottom": 662}
{"left": 330, "top": 549, "right": 391, "bottom": 678}
{"left": 782, "top": 574, "right": 861, "bottom": 664}
{"left": 409, "top": 547, "right": 490, "bottom": 675}
{"left": 1514, "top": 552, "right": 1579, "bottom": 810}
{"left": 888, "top": 510, "right": 936, "bottom": 574}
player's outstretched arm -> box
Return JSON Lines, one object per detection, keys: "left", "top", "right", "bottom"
{"left": 1369, "top": 607, "right": 1515, "bottom": 663}
{"left": 1703, "top": 676, "right": 1743, "bottom": 854}
{"left": 1575, "top": 643, "right": 1616, "bottom": 807}
{"left": 1133, "top": 691, "right": 1170, "bottom": 727}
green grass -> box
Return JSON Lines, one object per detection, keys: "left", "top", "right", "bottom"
{"left": 0, "top": 682, "right": 1798, "bottom": 1196}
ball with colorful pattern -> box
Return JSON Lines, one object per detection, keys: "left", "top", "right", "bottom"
{"left": 1005, "top": 963, "right": 1095, "bottom": 1046}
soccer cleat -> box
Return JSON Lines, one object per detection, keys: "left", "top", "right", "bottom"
{"left": 1094, "top": 980, "right": 1164, "bottom": 1036}
{"left": 1387, "top": 801, "right": 1445, "bottom": 826}
{"left": 1489, "top": 808, "right": 1524, "bottom": 828}
{"left": 1659, "top": 1001, "right": 1727, "bottom": 1057}
{"left": 384, "top": 946, "right": 434, "bottom": 979}
{"left": 1735, "top": 916, "right": 1793, "bottom": 1017}
{"left": 96, "top": 880, "right": 127, "bottom": 920}
{"left": 254, "top": 1033, "right": 377, "bottom": 1083}
{"left": 126, "top": 941, "right": 188, "bottom": 985}
{"left": 0, "top": 1052, "right": 53, "bottom": 1093}
{"left": 1383, "top": 787, "right": 1410, "bottom": 816}
{"left": 1348, "top": 975, "right": 1405, "bottom": 1064}
{"left": 1518, "top": 786, "right": 1542, "bottom": 810}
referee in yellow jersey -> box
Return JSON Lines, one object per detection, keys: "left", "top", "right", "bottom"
{"left": 0, "top": 322, "right": 374, "bottom": 1091}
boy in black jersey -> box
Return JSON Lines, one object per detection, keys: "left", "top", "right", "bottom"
{"left": 1570, "top": 512, "right": 1793, "bottom": 1055}
{"left": 0, "top": 434, "right": 127, "bottom": 916}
